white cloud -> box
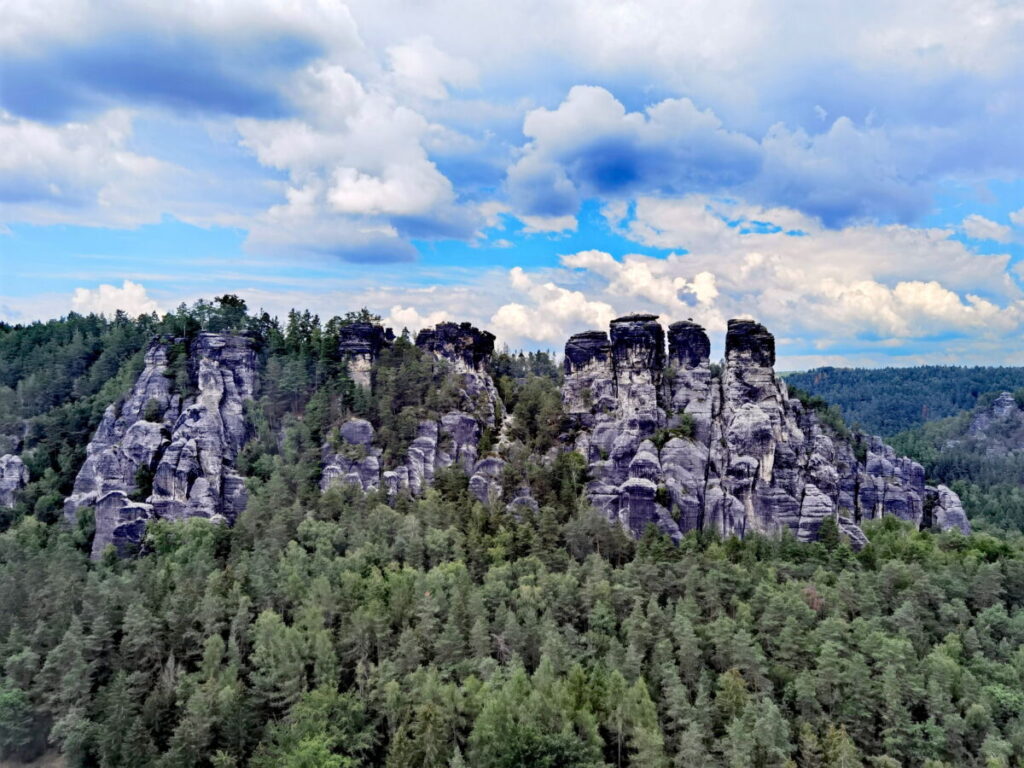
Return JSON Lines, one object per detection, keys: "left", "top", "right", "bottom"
{"left": 385, "top": 304, "right": 451, "bottom": 333}
{"left": 481, "top": 195, "right": 1024, "bottom": 360}
{"left": 962, "top": 214, "right": 1012, "bottom": 243}
{"left": 70, "top": 280, "right": 161, "bottom": 317}
{"left": 489, "top": 266, "right": 617, "bottom": 345}
{"left": 1008, "top": 207, "right": 1024, "bottom": 228}
{"left": 387, "top": 36, "right": 478, "bottom": 100}
{"left": 234, "top": 60, "right": 471, "bottom": 257}
{"left": 518, "top": 214, "right": 578, "bottom": 233}
{"left": 0, "top": 110, "right": 173, "bottom": 227}
{"left": 506, "top": 85, "right": 760, "bottom": 217}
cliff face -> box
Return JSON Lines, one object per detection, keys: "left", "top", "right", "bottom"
{"left": 565, "top": 316, "right": 969, "bottom": 546}
{"left": 66, "top": 314, "right": 970, "bottom": 556}
{"left": 64, "top": 333, "right": 257, "bottom": 558}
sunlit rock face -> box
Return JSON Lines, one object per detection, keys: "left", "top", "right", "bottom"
{"left": 563, "top": 314, "right": 970, "bottom": 548}
{"left": 0, "top": 454, "right": 29, "bottom": 507}
{"left": 65, "top": 333, "right": 257, "bottom": 558}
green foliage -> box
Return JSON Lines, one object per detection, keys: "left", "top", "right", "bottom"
{"left": 789, "top": 385, "right": 851, "bottom": 440}
{"left": 890, "top": 398, "right": 1024, "bottom": 530}
{"left": 651, "top": 413, "right": 696, "bottom": 449}
{"left": 4, "top": 435, "right": 1024, "bottom": 768}
{"left": 7, "top": 303, "right": 1024, "bottom": 767}
{"left": 784, "top": 366, "right": 1024, "bottom": 436}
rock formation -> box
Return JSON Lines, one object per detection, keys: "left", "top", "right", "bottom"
{"left": 64, "top": 313, "right": 971, "bottom": 556}
{"left": 0, "top": 454, "right": 29, "bottom": 507}
{"left": 564, "top": 315, "right": 970, "bottom": 547}
{"left": 322, "top": 321, "right": 511, "bottom": 506}
{"left": 65, "top": 333, "right": 257, "bottom": 558}
{"left": 338, "top": 322, "right": 394, "bottom": 388}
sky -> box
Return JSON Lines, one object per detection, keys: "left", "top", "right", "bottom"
{"left": 2, "top": 0, "right": 1024, "bottom": 368}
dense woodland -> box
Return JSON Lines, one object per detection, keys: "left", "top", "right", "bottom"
{"left": 890, "top": 391, "right": 1024, "bottom": 534}
{"left": 2, "top": 303, "right": 1024, "bottom": 767}
{"left": 784, "top": 367, "right": 1024, "bottom": 436}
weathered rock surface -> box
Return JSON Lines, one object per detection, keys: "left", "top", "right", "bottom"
{"left": 65, "top": 333, "right": 257, "bottom": 557}
{"left": 417, "top": 322, "right": 502, "bottom": 427}
{"left": 564, "top": 315, "right": 970, "bottom": 547}
{"left": 0, "top": 454, "right": 29, "bottom": 507}
{"left": 322, "top": 419, "right": 382, "bottom": 493}
{"left": 338, "top": 322, "right": 394, "bottom": 388}
{"left": 63, "top": 339, "right": 181, "bottom": 555}
{"left": 928, "top": 484, "right": 971, "bottom": 534}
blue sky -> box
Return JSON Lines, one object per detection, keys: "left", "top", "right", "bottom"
{"left": 2, "top": 0, "right": 1024, "bottom": 368}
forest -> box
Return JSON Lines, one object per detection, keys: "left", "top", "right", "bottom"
{"left": 784, "top": 367, "right": 1024, "bottom": 436}
{"left": 2, "top": 301, "right": 1024, "bottom": 767}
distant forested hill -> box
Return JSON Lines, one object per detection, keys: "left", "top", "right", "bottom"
{"left": 784, "top": 366, "right": 1024, "bottom": 436}
{"left": 891, "top": 390, "right": 1024, "bottom": 531}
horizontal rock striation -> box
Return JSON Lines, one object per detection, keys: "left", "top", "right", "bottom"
{"left": 565, "top": 315, "right": 970, "bottom": 547}
{"left": 0, "top": 454, "right": 29, "bottom": 507}
{"left": 65, "top": 333, "right": 257, "bottom": 558}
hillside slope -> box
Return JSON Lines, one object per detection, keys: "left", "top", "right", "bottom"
{"left": 784, "top": 366, "right": 1024, "bottom": 436}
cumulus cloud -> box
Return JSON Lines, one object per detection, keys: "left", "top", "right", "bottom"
{"left": 1008, "top": 207, "right": 1024, "bottom": 228}
{"left": 233, "top": 58, "right": 478, "bottom": 258}
{"left": 507, "top": 86, "right": 760, "bottom": 217}
{"left": 962, "top": 214, "right": 1013, "bottom": 243}
{"left": 385, "top": 304, "right": 451, "bottom": 332}
{"left": 1, "top": 0, "right": 362, "bottom": 120}
{"left": 489, "top": 266, "right": 617, "bottom": 345}
{"left": 387, "top": 36, "right": 478, "bottom": 100}
{"left": 0, "top": 110, "right": 173, "bottom": 227}
{"left": 505, "top": 88, "right": 954, "bottom": 227}
{"left": 71, "top": 280, "right": 161, "bottom": 317}
{"left": 487, "top": 195, "right": 1024, "bottom": 361}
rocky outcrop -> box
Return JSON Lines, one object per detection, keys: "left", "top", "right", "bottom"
{"left": 322, "top": 322, "right": 509, "bottom": 505}
{"left": 416, "top": 322, "right": 501, "bottom": 427}
{"left": 63, "top": 339, "right": 181, "bottom": 553}
{"left": 0, "top": 454, "right": 29, "bottom": 507}
{"left": 65, "top": 333, "right": 257, "bottom": 558}
{"left": 338, "top": 322, "right": 394, "bottom": 388}
{"left": 321, "top": 419, "right": 381, "bottom": 493}
{"left": 927, "top": 484, "right": 970, "bottom": 534}
{"left": 416, "top": 322, "right": 495, "bottom": 370}
{"left": 564, "top": 315, "right": 970, "bottom": 548}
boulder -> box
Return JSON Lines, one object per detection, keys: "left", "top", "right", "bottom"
{"left": 340, "top": 418, "right": 375, "bottom": 447}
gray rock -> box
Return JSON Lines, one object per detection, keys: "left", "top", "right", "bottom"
{"left": 928, "top": 484, "right": 970, "bottom": 534}
{"left": 561, "top": 314, "right": 969, "bottom": 546}
{"left": 469, "top": 457, "right": 505, "bottom": 504}
{"left": 338, "top": 323, "right": 394, "bottom": 388}
{"left": 67, "top": 333, "right": 257, "bottom": 559}
{"left": 0, "top": 454, "right": 29, "bottom": 507}
{"left": 797, "top": 484, "right": 834, "bottom": 542}
{"left": 340, "top": 418, "right": 375, "bottom": 447}
{"left": 838, "top": 516, "right": 870, "bottom": 550}
{"left": 150, "top": 333, "right": 256, "bottom": 526}
{"left": 441, "top": 411, "right": 480, "bottom": 473}
{"left": 64, "top": 338, "right": 179, "bottom": 553}
{"left": 506, "top": 493, "right": 539, "bottom": 516}
{"left": 321, "top": 450, "right": 381, "bottom": 493}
